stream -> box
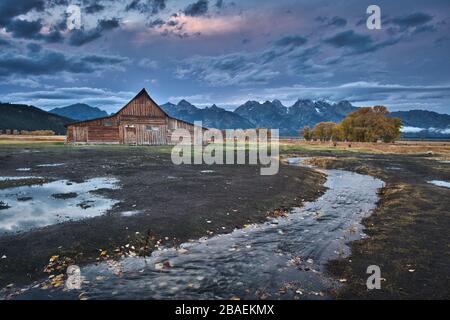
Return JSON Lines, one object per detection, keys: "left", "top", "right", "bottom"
{"left": 4, "top": 160, "right": 384, "bottom": 300}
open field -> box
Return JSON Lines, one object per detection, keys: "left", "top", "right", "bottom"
{"left": 0, "top": 135, "right": 66, "bottom": 144}
{"left": 281, "top": 139, "right": 450, "bottom": 157}
{"left": 0, "top": 139, "right": 449, "bottom": 299}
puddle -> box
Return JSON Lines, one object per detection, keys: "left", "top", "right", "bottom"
{"left": 6, "top": 160, "right": 384, "bottom": 300}
{"left": 0, "top": 176, "right": 43, "bottom": 181}
{"left": 428, "top": 180, "right": 450, "bottom": 189}
{"left": 121, "top": 211, "right": 142, "bottom": 217}
{"left": 36, "top": 163, "right": 65, "bottom": 167}
{"left": 286, "top": 157, "right": 302, "bottom": 164}
{"left": 0, "top": 177, "right": 120, "bottom": 234}
{"left": 387, "top": 166, "right": 402, "bottom": 171}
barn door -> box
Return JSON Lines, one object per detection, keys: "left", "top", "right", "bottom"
{"left": 124, "top": 126, "right": 137, "bottom": 144}
{"left": 144, "top": 125, "right": 167, "bottom": 145}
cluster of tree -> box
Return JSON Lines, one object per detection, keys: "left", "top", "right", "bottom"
{"left": 301, "top": 106, "right": 402, "bottom": 143}
{"left": 1, "top": 129, "right": 56, "bottom": 136}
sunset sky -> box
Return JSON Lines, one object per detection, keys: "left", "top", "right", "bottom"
{"left": 0, "top": 0, "right": 449, "bottom": 113}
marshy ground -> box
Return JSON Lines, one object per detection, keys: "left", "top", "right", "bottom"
{"left": 0, "top": 138, "right": 449, "bottom": 299}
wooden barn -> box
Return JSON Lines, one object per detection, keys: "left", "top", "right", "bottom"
{"left": 66, "top": 89, "right": 200, "bottom": 145}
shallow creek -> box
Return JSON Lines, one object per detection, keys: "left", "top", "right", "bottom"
{"left": 4, "top": 160, "right": 384, "bottom": 300}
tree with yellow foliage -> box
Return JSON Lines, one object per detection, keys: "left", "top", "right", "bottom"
{"left": 339, "top": 106, "right": 402, "bottom": 142}
{"left": 310, "top": 106, "right": 402, "bottom": 143}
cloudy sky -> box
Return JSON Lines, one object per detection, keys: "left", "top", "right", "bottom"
{"left": 0, "top": 0, "right": 449, "bottom": 113}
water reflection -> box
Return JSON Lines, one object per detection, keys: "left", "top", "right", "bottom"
{"left": 428, "top": 180, "right": 450, "bottom": 188}
{"left": 9, "top": 165, "right": 383, "bottom": 300}
{"left": 0, "top": 177, "right": 120, "bottom": 233}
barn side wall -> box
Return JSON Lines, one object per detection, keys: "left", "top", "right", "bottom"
{"left": 65, "top": 91, "right": 203, "bottom": 145}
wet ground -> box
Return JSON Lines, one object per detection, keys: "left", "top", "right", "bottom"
{"left": 282, "top": 149, "right": 450, "bottom": 299}
{"left": 0, "top": 177, "right": 120, "bottom": 233}
{"left": 3, "top": 163, "right": 383, "bottom": 300}
{"left": 0, "top": 144, "right": 449, "bottom": 299}
{"left": 0, "top": 145, "right": 325, "bottom": 289}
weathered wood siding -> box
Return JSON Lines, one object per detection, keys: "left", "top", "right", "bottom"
{"left": 67, "top": 127, "right": 88, "bottom": 143}
{"left": 66, "top": 89, "right": 202, "bottom": 145}
{"left": 118, "top": 94, "right": 166, "bottom": 118}
{"left": 87, "top": 126, "right": 119, "bottom": 143}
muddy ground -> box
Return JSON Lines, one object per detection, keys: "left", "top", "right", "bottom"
{"left": 283, "top": 148, "right": 450, "bottom": 299}
{"left": 1, "top": 143, "right": 449, "bottom": 300}
{"left": 0, "top": 144, "right": 325, "bottom": 287}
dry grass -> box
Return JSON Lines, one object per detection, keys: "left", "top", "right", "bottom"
{"left": 281, "top": 139, "right": 450, "bottom": 156}
{"left": 0, "top": 134, "right": 66, "bottom": 143}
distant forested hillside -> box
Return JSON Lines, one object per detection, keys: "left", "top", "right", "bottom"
{"left": 0, "top": 103, "right": 74, "bottom": 135}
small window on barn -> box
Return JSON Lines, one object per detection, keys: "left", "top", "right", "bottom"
{"left": 146, "top": 125, "right": 160, "bottom": 132}
{"left": 104, "top": 120, "right": 113, "bottom": 126}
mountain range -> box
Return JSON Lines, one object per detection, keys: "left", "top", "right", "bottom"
{"left": 1, "top": 100, "right": 449, "bottom": 138}
{"left": 161, "top": 100, "right": 254, "bottom": 129}
{"left": 49, "top": 103, "right": 108, "bottom": 121}
{"left": 163, "top": 100, "right": 450, "bottom": 137}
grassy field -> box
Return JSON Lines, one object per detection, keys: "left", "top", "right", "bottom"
{"left": 280, "top": 139, "right": 450, "bottom": 157}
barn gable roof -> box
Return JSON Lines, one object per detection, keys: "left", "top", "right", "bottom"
{"left": 65, "top": 88, "right": 202, "bottom": 128}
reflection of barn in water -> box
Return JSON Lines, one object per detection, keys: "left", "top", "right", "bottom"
{"left": 66, "top": 89, "right": 200, "bottom": 145}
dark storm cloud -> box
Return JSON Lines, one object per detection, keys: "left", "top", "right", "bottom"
{"left": 147, "top": 18, "right": 165, "bottom": 28}
{"left": 316, "top": 16, "right": 347, "bottom": 28}
{"left": 4, "top": 19, "right": 64, "bottom": 43}
{"left": 125, "top": 0, "right": 167, "bottom": 14}
{"left": 0, "top": 38, "right": 11, "bottom": 47}
{"left": 315, "top": 16, "right": 327, "bottom": 23}
{"left": 274, "top": 35, "right": 307, "bottom": 47}
{"left": 328, "top": 16, "right": 347, "bottom": 27}
{"left": 80, "top": 55, "right": 128, "bottom": 65}
{"left": 434, "top": 36, "right": 449, "bottom": 45}
{"left": 324, "top": 30, "right": 399, "bottom": 54}
{"left": 26, "top": 43, "right": 42, "bottom": 53}
{"left": 68, "top": 19, "right": 121, "bottom": 46}
{"left": 184, "top": 0, "right": 209, "bottom": 17}
{"left": 46, "top": 0, "right": 69, "bottom": 7}
{"left": 0, "top": 0, "right": 45, "bottom": 26}
{"left": 98, "top": 18, "right": 121, "bottom": 31}
{"left": 166, "top": 20, "right": 179, "bottom": 26}
{"left": 176, "top": 42, "right": 323, "bottom": 86}
{"left": 413, "top": 24, "right": 437, "bottom": 34}
{"left": 325, "top": 30, "right": 372, "bottom": 49}
{"left": 68, "top": 29, "right": 103, "bottom": 46}
{"left": 0, "top": 48, "right": 128, "bottom": 77}
{"left": 85, "top": 4, "right": 105, "bottom": 14}
{"left": 215, "top": 0, "right": 224, "bottom": 8}
{"left": 44, "top": 30, "right": 64, "bottom": 43}
{"left": 391, "top": 12, "right": 433, "bottom": 28}
{"left": 4, "top": 19, "right": 43, "bottom": 39}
